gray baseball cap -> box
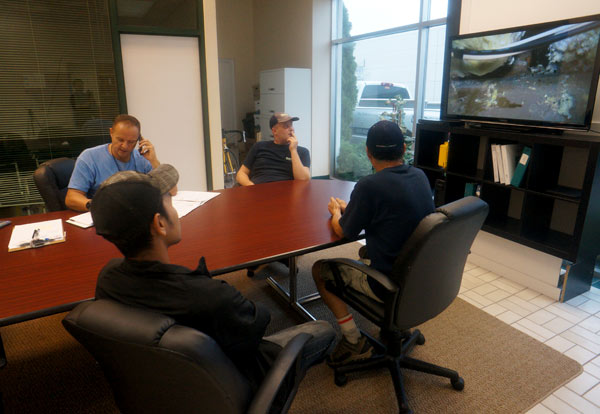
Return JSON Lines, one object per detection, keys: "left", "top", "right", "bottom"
{"left": 270, "top": 112, "right": 299, "bottom": 129}
{"left": 91, "top": 164, "right": 179, "bottom": 242}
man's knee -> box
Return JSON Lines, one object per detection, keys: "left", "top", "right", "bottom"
{"left": 264, "top": 320, "right": 335, "bottom": 349}
{"left": 298, "top": 320, "right": 336, "bottom": 339}
{"left": 312, "top": 259, "right": 325, "bottom": 281}
{"left": 296, "top": 320, "right": 337, "bottom": 361}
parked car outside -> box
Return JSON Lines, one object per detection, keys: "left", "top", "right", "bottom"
{"left": 351, "top": 81, "right": 440, "bottom": 139}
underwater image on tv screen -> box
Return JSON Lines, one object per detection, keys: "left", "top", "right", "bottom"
{"left": 446, "top": 20, "right": 600, "bottom": 128}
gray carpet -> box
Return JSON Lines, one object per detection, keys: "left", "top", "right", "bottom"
{"left": 0, "top": 242, "right": 582, "bottom": 413}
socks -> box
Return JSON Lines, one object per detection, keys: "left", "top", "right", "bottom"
{"left": 337, "top": 314, "right": 360, "bottom": 344}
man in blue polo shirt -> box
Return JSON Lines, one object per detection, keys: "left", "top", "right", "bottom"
{"left": 312, "top": 120, "right": 435, "bottom": 367}
{"left": 65, "top": 114, "right": 163, "bottom": 212}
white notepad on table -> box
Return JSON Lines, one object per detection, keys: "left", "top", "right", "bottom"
{"left": 172, "top": 191, "right": 220, "bottom": 218}
{"left": 8, "top": 219, "right": 66, "bottom": 252}
{"left": 66, "top": 212, "right": 94, "bottom": 228}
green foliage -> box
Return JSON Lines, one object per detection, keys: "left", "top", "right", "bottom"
{"left": 380, "top": 95, "right": 415, "bottom": 165}
{"left": 340, "top": 42, "right": 358, "bottom": 142}
{"left": 340, "top": 7, "right": 357, "bottom": 145}
{"left": 335, "top": 5, "right": 372, "bottom": 181}
{"left": 336, "top": 140, "right": 373, "bottom": 180}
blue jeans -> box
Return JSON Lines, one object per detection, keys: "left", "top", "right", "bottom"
{"left": 263, "top": 320, "right": 336, "bottom": 370}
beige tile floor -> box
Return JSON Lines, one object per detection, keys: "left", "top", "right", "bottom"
{"left": 458, "top": 262, "right": 600, "bottom": 414}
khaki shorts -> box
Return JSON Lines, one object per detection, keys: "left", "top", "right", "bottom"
{"left": 316, "top": 259, "right": 383, "bottom": 303}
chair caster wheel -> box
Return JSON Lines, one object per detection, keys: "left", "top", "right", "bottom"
{"left": 334, "top": 373, "right": 348, "bottom": 387}
{"left": 416, "top": 333, "right": 425, "bottom": 345}
{"left": 399, "top": 404, "right": 413, "bottom": 414}
{"left": 451, "top": 376, "right": 464, "bottom": 391}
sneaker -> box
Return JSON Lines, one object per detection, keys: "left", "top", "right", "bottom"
{"left": 327, "top": 335, "right": 373, "bottom": 367}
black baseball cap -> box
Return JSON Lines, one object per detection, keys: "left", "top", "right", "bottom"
{"left": 90, "top": 164, "right": 179, "bottom": 242}
{"left": 269, "top": 112, "right": 299, "bottom": 129}
{"left": 366, "top": 120, "right": 404, "bottom": 156}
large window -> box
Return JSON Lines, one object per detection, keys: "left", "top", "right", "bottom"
{"left": 332, "top": 0, "right": 447, "bottom": 181}
{"left": 0, "top": 0, "right": 120, "bottom": 217}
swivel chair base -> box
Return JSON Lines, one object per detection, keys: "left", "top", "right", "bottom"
{"left": 332, "top": 329, "right": 464, "bottom": 414}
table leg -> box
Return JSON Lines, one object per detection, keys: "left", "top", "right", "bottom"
{"left": 0, "top": 331, "right": 6, "bottom": 368}
{"left": 266, "top": 256, "right": 321, "bottom": 321}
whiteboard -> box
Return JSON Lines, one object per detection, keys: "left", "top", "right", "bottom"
{"left": 120, "top": 34, "right": 207, "bottom": 191}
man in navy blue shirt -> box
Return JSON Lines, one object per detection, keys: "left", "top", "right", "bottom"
{"left": 312, "top": 120, "right": 434, "bottom": 367}
{"left": 236, "top": 112, "right": 310, "bottom": 186}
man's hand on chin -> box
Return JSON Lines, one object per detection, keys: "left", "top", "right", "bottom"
{"left": 288, "top": 133, "right": 299, "bottom": 151}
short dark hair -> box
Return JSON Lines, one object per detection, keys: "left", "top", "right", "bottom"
{"left": 366, "top": 120, "right": 405, "bottom": 161}
{"left": 90, "top": 165, "right": 180, "bottom": 258}
{"left": 112, "top": 114, "right": 141, "bottom": 132}
{"left": 104, "top": 194, "right": 169, "bottom": 257}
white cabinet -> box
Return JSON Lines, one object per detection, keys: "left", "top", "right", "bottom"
{"left": 259, "top": 68, "right": 311, "bottom": 153}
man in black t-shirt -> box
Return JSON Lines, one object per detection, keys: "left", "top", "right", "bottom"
{"left": 236, "top": 112, "right": 310, "bottom": 185}
{"left": 312, "top": 120, "right": 434, "bottom": 367}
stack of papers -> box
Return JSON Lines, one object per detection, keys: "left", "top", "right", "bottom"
{"left": 172, "top": 191, "right": 220, "bottom": 217}
{"left": 66, "top": 212, "right": 94, "bottom": 228}
{"left": 62, "top": 191, "right": 219, "bottom": 231}
{"left": 8, "top": 219, "right": 66, "bottom": 252}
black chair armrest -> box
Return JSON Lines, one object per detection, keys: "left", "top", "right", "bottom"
{"left": 325, "top": 258, "right": 399, "bottom": 295}
{"left": 247, "top": 332, "right": 312, "bottom": 414}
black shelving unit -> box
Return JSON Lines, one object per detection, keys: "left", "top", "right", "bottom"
{"left": 415, "top": 120, "right": 600, "bottom": 301}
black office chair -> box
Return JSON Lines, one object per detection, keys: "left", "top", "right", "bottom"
{"left": 62, "top": 299, "right": 311, "bottom": 414}
{"left": 323, "top": 196, "right": 489, "bottom": 413}
{"left": 33, "top": 157, "right": 75, "bottom": 211}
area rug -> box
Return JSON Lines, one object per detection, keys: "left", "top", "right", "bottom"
{"left": 0, "top": 243, "right": 582, "bottom": 413}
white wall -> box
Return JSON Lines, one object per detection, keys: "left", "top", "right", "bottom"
{"left": 460, "top": 0, "right": 600, "bottom": 125}
{"left": 207, "top": 1, "right": 600, "bottom": 179}
{"left": 121, "top": 34, "right": 207, "bottom": 191}
{"left": 215, "top": 0, "right": 255, "bottom": 131}
{"left": 117, "top": 0, "right": 224, "bottom": 191}
{"left": 214, "top": 0, "right": 323, "bottom": 177}
{"left": 252, "top": 0, "right": 313, "bottom": 76}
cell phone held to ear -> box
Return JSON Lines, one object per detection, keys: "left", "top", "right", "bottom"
{"left": 138, "top": 135, "right": 149, "bottom": 154}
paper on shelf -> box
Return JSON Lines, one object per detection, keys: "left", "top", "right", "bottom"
{"left": 491, "top": 144, "right": 500, "bottom": 183}
{"left": 8, "top": 219, "right": 65, "bottom": 252}
{"left": 66, "top": 212, "right": 94, "bottom": 228}
{"left": 501, "top": 144, "right": 521, "bottom": 185}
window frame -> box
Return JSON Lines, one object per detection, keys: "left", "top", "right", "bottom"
{"left": 330, "top": 0, "right": 448, "bottom": 179}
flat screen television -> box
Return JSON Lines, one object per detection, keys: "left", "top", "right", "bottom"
{"left": 441, "top": 14, "right": 600, "bottom": 132}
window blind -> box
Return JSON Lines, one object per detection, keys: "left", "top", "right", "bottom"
{"left": 0, "top": 0, "right": 120, "bottom": 212}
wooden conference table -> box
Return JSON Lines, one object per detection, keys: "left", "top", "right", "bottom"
{"left": 0, "top": 179, "right": 357, "bottom": 364}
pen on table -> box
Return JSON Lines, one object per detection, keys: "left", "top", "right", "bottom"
{"left": 18, "top": 236, "right": 60, "bottom": 249}
{"left": 31, "top": 228, "right": 40, "bottom": 240}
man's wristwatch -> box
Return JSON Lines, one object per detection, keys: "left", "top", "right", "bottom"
{"left": 86, "top": 200, "right": 91, "bottom": 211}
